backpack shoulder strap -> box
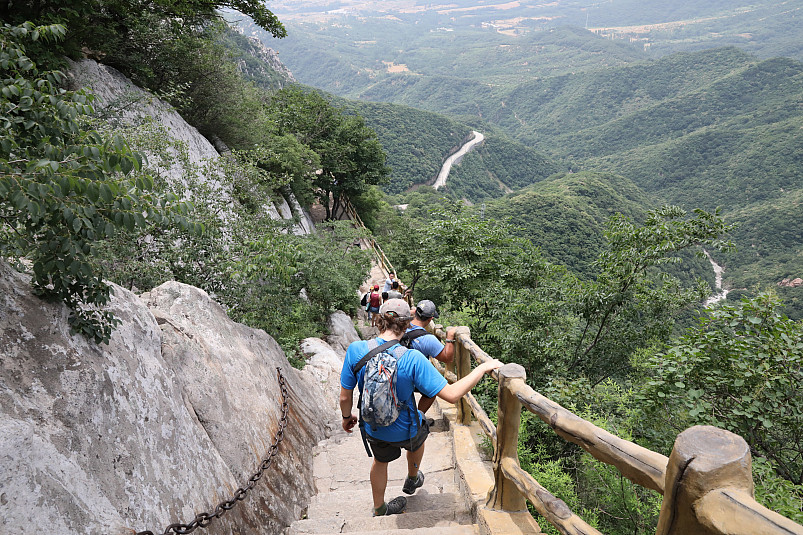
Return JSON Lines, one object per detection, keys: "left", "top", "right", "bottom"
{"left": 353, "top": 339, "right": 399, "bottom": 373}
{"left": 401, "top": 328, "right": 429, "bottom": 347}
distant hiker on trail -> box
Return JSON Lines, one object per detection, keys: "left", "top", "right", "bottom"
{"left": 401, "top": 300, "right": 458, "bottom": 413}
{"left": 367, "top": 284, "right": 382, "bottom": 326}
{"left": 340, "top": 299, "right": 502, "bottom": 516}
{"left": 382, "top": 272, "right": 397, "bottom": 293}
{"left": 386, "top": 281, "right": 404, "bottom": 300}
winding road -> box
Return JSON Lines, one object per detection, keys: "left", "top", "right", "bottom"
{"left": 704, "top": 250, "right": 729, "bottom": 306}
{"left": 433, "top": 130, "right": 485, "bottom": 189}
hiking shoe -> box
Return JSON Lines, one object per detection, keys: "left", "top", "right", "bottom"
{"left": 402, "top": 471, "right": 425, "bottom": 495}
{"left": 374, "top": 496, "right": 407, "bottom": 516}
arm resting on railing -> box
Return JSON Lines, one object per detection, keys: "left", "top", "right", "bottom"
{"left": 437, "top": 359, "right": 502, "bottom": 403}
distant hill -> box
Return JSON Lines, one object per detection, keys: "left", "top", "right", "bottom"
{"left": 237, "top": 0, "right": 803, "bottom": 109}
{"left": 244, "top": 24, "right": 646, "bottom": 113}
{"left": 493, "top": 48, "right": 803, "bottom": 206}
{"left": 484, "top": 172, "right": 654, "bottom": 275}
{"left": 232, "top": 5, "right": 803, "bottom": 313}
{"left": 443, "top": 133, "right": 563, "bottom": 202}
{"left": 489, "top": 49, "right": 803, "bottom": 308}
{"left": 481, "top": 171, "right": 715, "bottom": 288}
{"left": 335, "top": 99, "right": 562, "bottom": 199}
{"left": 335, "top": 100, "right": 471, "bottom": 194}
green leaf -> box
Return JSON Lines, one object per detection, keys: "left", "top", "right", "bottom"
{"left": 120, "top": 158, "right": 133, "bottom": 175}
{"left": 87, "top": 182, "right": 99, "bottom": 202}
{"left": 100, "top": 183, "right": 113, "bottom": 203}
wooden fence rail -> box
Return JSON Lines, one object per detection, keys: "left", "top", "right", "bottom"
{"left": 343, "top": 200, "right": 396, "bottom": 278}
{"left": 427, "top": 324, "right": 803, "bottom": 535}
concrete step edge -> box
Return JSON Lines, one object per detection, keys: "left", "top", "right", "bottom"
{"left": 308, "top": 490, "right": 466, "bottom": 520}
{"left": 287, "top": 525, "right": 478, "bottom": 535}
{"left": 288, "top": 508, "right": 473, "bottom": 534}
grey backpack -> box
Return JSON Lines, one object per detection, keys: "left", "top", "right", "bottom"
{"left": 354, "top": 339, "right": 408, "bottom": 428}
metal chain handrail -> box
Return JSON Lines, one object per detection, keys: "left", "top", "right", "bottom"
{"left": 136, "top": 367, "right": 290, "bottom": 535}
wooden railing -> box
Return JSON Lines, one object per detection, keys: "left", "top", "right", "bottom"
{"left": 427, "top": 324, "right": 803, "bottom": 535}
{"left": 343, "top": 199, "right": 396, "bottom": 279}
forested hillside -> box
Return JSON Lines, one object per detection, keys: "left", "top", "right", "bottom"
{"left": 5, "top": 2, "right": 803, "bottom": 533}
{"left": 483, "top": 172, "right": 653, "bottom": 273}
{"left": 334, "top": 100, "right": 471, "bottom": 194}
{"left": 489, "top": 49, "right": 803, "bottom": 310}
{"left": 443, "top": 133, "right": 563, "bottom": 202}
{"left": 244, "top": 23, "right": 646, "bottom": 111}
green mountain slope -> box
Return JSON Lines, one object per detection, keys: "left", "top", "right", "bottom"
{"left": 244, "top": 23, "right": 646, "bottom": 108}
{"left": 487, "top": 50, "right": 803, "bottom": 211}
{"left": 444, "top": 133, "right": 563, "bottom": 202}
{"left": 482, "top": 171, "right": 715, "bottom": 287}
{"left": 339, "top": 100, "right": 472, "bottom": 194}
{"left": 335, "top": 99, "right": 562, "bottom": 198}
{"left": 589, "top": 115, "right": 803, "bottom": 211}
{"left": 484, "top": 172, "right": 654, "bottom": 274}
{"left": 719, "top": 190, "right": 803, "bottom": 313}
{"left": 543, "top": 56, "right": 803, "bottom": 161}
{"left": 491, "top": 47, "right": 757, "bottom": 143}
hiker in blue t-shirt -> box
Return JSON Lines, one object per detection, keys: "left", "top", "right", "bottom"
{"left": 403, "top": 300, "right": 458, "bottom": 414}
{"left": 340, "top": 299, "right": 502, "bottom": 517}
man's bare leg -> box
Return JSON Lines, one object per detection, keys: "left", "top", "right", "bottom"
{"left": 370, "top": 459, "right": 389, "bottom": 509}
{"left": 406, "top": 440, "right": 426, "bottom": 478}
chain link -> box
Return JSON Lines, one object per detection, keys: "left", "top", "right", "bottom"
{"left": 137, "top": 367, "right": 290, "bottom": 535}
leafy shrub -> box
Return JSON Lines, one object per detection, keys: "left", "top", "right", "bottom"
{"left": 753, "top": 456, "right": 803, "bottom": 524}
{"left": 0, "top": 22, "right": 192, "bottom": 343}
{"left": 641, "top": 291, "right": 803, "bottom": 485}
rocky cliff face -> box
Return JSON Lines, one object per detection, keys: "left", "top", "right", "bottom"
{"left": 0, "top": 261, "right": 349, "bottom": 534}
{"left": 67, "top": 59, "right": 315, "bottom": 235}
{"left": 238, "top": 35, "right": 296, "bottom": 85}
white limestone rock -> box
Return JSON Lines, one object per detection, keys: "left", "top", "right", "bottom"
{"left": 66, "top": 58, "right": 316, "bottom": 235}
{"left": 325, "top": 311, "right": 361, "bottom": 354}
{"left": 0, "top": 263, "right": 329, "bottom": 534}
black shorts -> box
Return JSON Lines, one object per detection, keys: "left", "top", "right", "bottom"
{"left": 366, "top": 418, "right": 430, "bottom": 463}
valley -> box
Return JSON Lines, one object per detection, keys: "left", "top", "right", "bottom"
{"left": 236, "top": 0, "right": 803, "bottom": 316}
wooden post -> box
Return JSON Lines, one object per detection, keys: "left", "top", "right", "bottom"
{"left": 454, "top": 327, "right": 472, "bottom": 425}
{"left": 486, "top": 363, "right": 527, "bottom": 512}
{"left": 655, "top": 425, "right": 754, "bottom": 535}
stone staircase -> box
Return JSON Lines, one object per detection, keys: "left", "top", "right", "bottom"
{"left": 286, "top": 401, "right": 479, "bottom": 535}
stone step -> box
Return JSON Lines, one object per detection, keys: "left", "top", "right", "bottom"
{"left": 288, "top": 508, "right": 473, "bottom": 534}
{"left": 313, "top": 429, "right": 456, "bottom": 493}
{"left": 290, "top": 525, "right": 478, "bottom": 535}
{"left": 308, "top": 488, "right": 467, "bottom": 520}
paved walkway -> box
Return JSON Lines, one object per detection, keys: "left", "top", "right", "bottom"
{"left": 286, "top": 399, "right": 478, "bottom": 535}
